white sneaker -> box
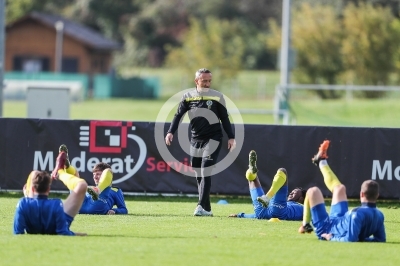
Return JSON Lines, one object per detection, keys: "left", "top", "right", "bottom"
{"left": 193, "top": 205, "right": 213, "bottom": 216}
{"left": 257, "top": 195, "right": 270, "bottom": 208}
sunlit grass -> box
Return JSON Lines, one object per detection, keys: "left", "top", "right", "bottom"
{"left": 1, "top": 194, "right": 399, "bottom": 266}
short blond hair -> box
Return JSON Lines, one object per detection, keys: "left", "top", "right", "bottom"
{"left": 361, "top": 180, "right": 379, "bottom": 201}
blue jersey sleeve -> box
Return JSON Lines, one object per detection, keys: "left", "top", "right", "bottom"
{"left": 364, "top": 215, "right": 386, "bottom": 242}
{"left": 236, "top": 213, "right": 256, "bottom": 218}
{"left": 54, "top": 200, "right": 75, "bottom": 236}
{"left": 330, "top": 209, "right": 386, "bottom": 242}
{"left": 13, "top": 199, "right": 27, "bottom": 234}
{"left": 111, "top": 189, "right": 128, "bottom": 214}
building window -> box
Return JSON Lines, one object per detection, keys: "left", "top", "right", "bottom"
{"left": 62, "top": 57, "right": 79, "bottom": 73}
{"left": 23, "top": 59, "right": 42, "bottom": 72}
{"left": 91, "top": 57, "right": 107, "bottom": 73}
{"left": 13, "top": 56, "right": 50, "bottom": 72}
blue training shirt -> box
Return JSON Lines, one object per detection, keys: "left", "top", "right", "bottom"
{"left": 13, "top": 195, "right": 75, "bottom": 235}
{"left": 329, "top": 203, "right": 386, "bottom": 242}
{"left": 80, "top": 187, "right": 128, "bottom": 215}
{"left": 238, "top": 201, "right": 303, "bottom": 220}
{"left": 108, "top": 187, "right": 128, "bottom": 214}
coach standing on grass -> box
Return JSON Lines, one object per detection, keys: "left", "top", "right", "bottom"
{"left": 165, "top": 68, "right": 236, "bottom": 217}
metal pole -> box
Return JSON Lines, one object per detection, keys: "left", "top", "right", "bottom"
{"left": 54, "top": 21, "right": 64, "bottom": 72}
{"left": 0, "top": 0, "right": 5, "bottom": 117}
{"left": 275, "top": 0, "right": 291, "bottom": 124}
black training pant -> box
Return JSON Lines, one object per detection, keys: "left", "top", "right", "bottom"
{"left": 190, "top": 139, "right": 222, "bottom": 211}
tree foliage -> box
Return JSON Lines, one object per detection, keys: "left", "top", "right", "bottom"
{"left": 5, "top": 0, "right": 74, "bottom": 23}
{"left": 6, "top": 0, "right": 400, "bottom": 89}
{"left": 5, "top": 0, "right": 281, "bottom": 69}
{"left": 267, "top": 2, "right": 400, "bottom": 99}
{"left": 341, "top": 3, "right": 399, "bottom": 98}
{"left": 165, "top": 17, "right": 245, "bottom": 85}
{"left": 293, "top": 3, "right": 344, "bottom": 99}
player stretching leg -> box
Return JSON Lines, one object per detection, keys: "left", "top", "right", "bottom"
{"left": 298, "top": 140, "right": 386, "bottom": 242}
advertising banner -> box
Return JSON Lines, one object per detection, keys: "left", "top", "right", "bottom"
{"left": 0, "top": 118, "right": 399, "bottom": 199}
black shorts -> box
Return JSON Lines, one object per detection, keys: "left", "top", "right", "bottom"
{"left": 190, "top": 139, "right": 222, "bottom": 168}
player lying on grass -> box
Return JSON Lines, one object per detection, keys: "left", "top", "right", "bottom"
{"left": 56, "top": 145, "right": 128, "bottom": 215}
{"left": 229, "top": 150, "right": 304, "bottom": 220}
{"left": 15, "top": 170, "right": 87, "bottom": 235}
{"left": 298, "top": 140, "right": 386, "bottom": 242}
{"left": 80, "top": 161, "right": 128, "bottom": 215}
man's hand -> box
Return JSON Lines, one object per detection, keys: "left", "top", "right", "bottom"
{"left": 107, "top": 210, "right": 116, "bottom": 215}
{"left": 228, "top": 213, "right": 238, "bottom": 218}
{"left": 165, "top": 133, "right": 174, "bottom": 146}
{"left": 228, "top": 139, "right": 236, "bottom": 152}
{"left": 321, "top": 233, "right": 332, "bottom": 241}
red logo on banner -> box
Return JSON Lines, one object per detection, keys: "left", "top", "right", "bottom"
{"left": 84, "top": 121, "right": 133, "bottom": 153}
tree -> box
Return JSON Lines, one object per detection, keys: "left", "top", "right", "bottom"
{"left": 5, "top": 0, "right": 74, "bottom": 23}
{"left": 341, "top": 3, "right": 399, "bottom": 98}
{"left": 267, "top": 3, "right": 344, "bottom": 99}
{"left": 116, "top": 0, "right": 280, "bottom": 68}
{"left": 267, "top": 2, "right": 400, "bottom": 99}
{"left": 165, "top": 17, "right": 245, "bottom": 86}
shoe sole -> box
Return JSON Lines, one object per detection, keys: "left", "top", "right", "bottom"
{"left": 59, "top": 145, "right": 70, "bottom": 168}
{"left": 59, "top": 144, "right": 68, "bottom": 153}
{"left": 299, "top": 230, "right": 313, "bottom": 234}
{"left": 256, "top": 197, "right": 268, "bottom": 208}
{"left": 193, "top": 210, "right": 213, "bottom": 216}
{"left": 87, "top": 187, "right": 99, "bottom": 201}
{"left": 298, "top": 225, "right": 314, "bottom": 234}
{"left": 299, "top": 229, "right": 313, "bottom": 234}
{"left": 249, "top": 150, "right": 258, "bottom": 174}
{"left": 312, "top": 140, "right": 330, "bottom": 165}
{"left": 194, "top": 213, "right": 213, "bottom": 216}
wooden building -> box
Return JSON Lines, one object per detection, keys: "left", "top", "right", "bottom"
{"left": 5, "top": 12, "right": 121, "bottom": 74}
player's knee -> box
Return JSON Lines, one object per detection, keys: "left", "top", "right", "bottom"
{"left": 75, "top": 179, "right": 88, "bottom": 195}
{"left": 333, "top": 184, "right": 346, "bottom": 194}
{"left": 307, "top": 186, "right": 321, "bottom": 196}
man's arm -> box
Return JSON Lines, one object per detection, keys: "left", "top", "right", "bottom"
{"left": 110, "top": 188, "right": 128, "bottom": 214}
{"left": 217, "top": 95, "right": 235, "bottom": 139}
{"left": 229, "top": 213, "right": 256, "bottom": 219}
{"left": 13, "top": 200, "right": 26, "bottom": 234}
{"left": 217, "top": 95, "right": 235, "bottom": 151}
{"left": 167, "top": 99, "right": 189, "bottom": 135}
{"left": 364, "top": 218, "right": 386, "bottom": 242}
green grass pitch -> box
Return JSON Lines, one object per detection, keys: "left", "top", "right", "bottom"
{"left": 1, "top": 193, "right": 400, "bottom": 266}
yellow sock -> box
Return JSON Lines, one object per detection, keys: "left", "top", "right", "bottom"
{"left": 266, "top": 169, "right": 287, "bottom": 198}
{"left": 320, "top": 164, "right": 341, "bottom": 193}
{"left": 245, "top": 169, "right": 257, "bottom": 181}
{"left": 26, "top": 171, "right": 34, "bottom": 189}
{"left": 58, "top": 170, "right": 85, "bottom": 190}
{"left": 24, "top": 171, "right": 35, "bottom": 197}
{"left": 66, "top": 165, "right": 78, "bottom": 177}
{"left": 302, "top": 193, "right": 311, "bottom": 225}
{"left": 98, "top": 169, "right": 113, "bottom": 193}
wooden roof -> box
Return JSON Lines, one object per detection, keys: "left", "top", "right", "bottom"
{"left": 7, "top": 11, "right": 121, "bottom": 50}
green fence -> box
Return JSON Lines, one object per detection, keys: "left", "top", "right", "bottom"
{"left": 4, "top": 72, "right": 160, "bottom": 100}
{"left": 94, "top": 75, "right": 160, "bottom": 99}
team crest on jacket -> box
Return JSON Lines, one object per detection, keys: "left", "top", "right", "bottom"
{"left": 206, "top": 100, "right": 213, "bottom": 109}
